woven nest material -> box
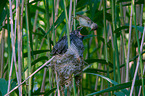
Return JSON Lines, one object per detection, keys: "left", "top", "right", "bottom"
{"left": 50, "top": 44, "right": 84, "bottom": 89}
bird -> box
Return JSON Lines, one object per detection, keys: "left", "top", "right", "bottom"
{"left": 50, "top": 28, "right": 85, "bottom": 95}
{"left": 73, "top": 14, "right": 98, "bottom": 31}
{"left": 51, "top": 28, "right": 84, "bottom": 57}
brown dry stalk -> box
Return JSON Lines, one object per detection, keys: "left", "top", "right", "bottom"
{"left": 5, "top": 56, "right": 55, "bottom": 96}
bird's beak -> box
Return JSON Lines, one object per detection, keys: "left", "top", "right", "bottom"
{"left": 79, "top": 27, "right": 83, "bottom": 31}
{"left": 79, "top": 27, "right": 85, "bottom": 36}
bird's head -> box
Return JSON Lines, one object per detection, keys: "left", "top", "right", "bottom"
{"left": 71, "top": 28, "right": 85, "bottom": 40}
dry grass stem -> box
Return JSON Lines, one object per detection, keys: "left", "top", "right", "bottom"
{"left": 5, "top": 56, "right": 55, "bottom": 96}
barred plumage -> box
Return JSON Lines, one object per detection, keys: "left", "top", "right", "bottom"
{"left": 50, "top": 28, "right": 85, "bottom": 95}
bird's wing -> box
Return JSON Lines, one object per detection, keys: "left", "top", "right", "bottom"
{"left": 51, "top": 36, "right": 68, "bottom": 55}
{"left": 77, "top": 14, "right": 92, "bottom": 21}
{"left": 71, "top": 36, "right": 84, "bottom": 57}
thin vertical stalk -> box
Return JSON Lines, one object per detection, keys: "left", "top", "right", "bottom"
{"left": 110, "top": 1, "right": 116, "bottom": 83}
{"left": 73, "top": 0, "right": 76, "bottom": 30}
{"left": 103, "top": 0, "right": 111, "bottom": 95}
{"left": 126, "top": 3, "right": 133, "bottom": 83}
{"left": 103, "top": 0, "right": 108, "bottom": 73}
{"left": 138, "top": 4, "right": 144, "bottom": 96}
{"left": 20, "top": 0, "right": 24, "bottom": 31}
{"left": 52, "top": 0, "right": 56, "bottom": 45}
{"left": 111, "top": 0, "right": 121, "bottom": 83}
{"left": 55, "top": 0, "right": 60, "bottom": 18}
{"left": 45, "top": 0, "right": 50, "bottom": 50}
{"left": 119, "top": 2, "right": 126, "bottom": 83}
{"left": 7, "top": 54, "right": 14, "bottom": 96}
{"left": 7, "top": 5, "right": 11, "bottom": 80}
{"left": 73, "top": 0, "right": 78, "bottom": 94}
{"left": 109, "top": 23, "right": 116, "bottom": 82}
{"left": 130, "top": 0, "right": 145, "bottom": 95}
{"left": 44, "top": 0, "right": 53, "bottom": 95}
{"left": 94, "top": 43, "right": 103, "bottom": 91}
{"left": 40, "top": 0, "right": 51, "bottom": 94}
{"left": 7, "top": 4, "right": 21, "bottom": 91}
{"left": 25, "top": 0, "right": 31, "bottom": 95}
{"left": 139, "top": 4, "right": 143, "bottom": 26}
{"left": 137, "top": 26, "right": 145, "bottom": 96}
{"left": 8, "top": 3, "right": 14, "bottom": 93}
{"left": 1, "top": 21, "right": 5, "bottom": 78}
{"left": 32, "top": 2, "right": 40, "bottom": 33}
{"left": 55, "top": 70, "right": 60, "bottom": 96}
{"left": 68, "top": 0, "right": 76, "bottom": 95}
{"left": 16, "top": 0, "right": 22, "bottom": 95}
{"left": 40, "top": 69, "right": 47, "bottom": 95}
{"left": 8, "top": 0, "right": 20, "bottom": 95}
{"left": 114, "top": 10, "right": 121, "bottom": 84}
{"left": 68, "top": 0, "right": 72, "bottom": 32}
{"left": 73, "top": 74, "right": 77, "bottom": 96}
{"left": 63, "top": 0, "right": 70, "bottom": 47}
{"left": 20, "top": 0, "right": 25, "bottom": 95}
{"left": 13, "top": 2, "right": 20, "bottom": 93}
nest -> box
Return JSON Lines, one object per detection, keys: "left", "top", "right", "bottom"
{"left": 50, "top": 44, "right": 84, "bottom": 90}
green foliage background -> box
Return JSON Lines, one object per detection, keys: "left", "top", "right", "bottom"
{"left": 0, "top": 0, "right": 145, "bottom": 96}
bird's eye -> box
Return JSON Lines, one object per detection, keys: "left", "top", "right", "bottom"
{"left": 66, "top": 82, "right": 68, "bottom": 85}
{"left": 88, "top": 21, "right": 91, "bottom": 25}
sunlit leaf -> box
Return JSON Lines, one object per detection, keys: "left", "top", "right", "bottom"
{"left": 114, "top": 92, "right": 126, "bottom": 96}
{"left": 0, "top": 0, "right": 8, "bottom": 15}
{"left": 37, "top": 27, "right": 46, "bottom": 35}
{"left": 132, "top": 25, "right": 144, "bottom": 33}
{"left": 114, "top": 25, "right": 144, "bottom": 37}
{"left": 0, "top": 8, "right": 7, "bottom": 26}
{"left": 84, "top": 68, "right": 107, "bottom": 73}
{"left": 85, "top": 59, "right": 113, "bottom": 68}
{"left": 31, "top": 56, "right": 48, "bottom": 66}
{"left": 23, "top": 50, "right": 50, "bottom": 57}
{"left": 45, "top": 88, "right": 57, "bottom": 95}
{"left": 85, "top": 73, "right": 130, "bottom": 95}
{"left": 29, "top": 0, "right": 42, "bottom": 4}
{"left": 87, "top": 77, "right": 144, "bottom": 96}
{"left": 0, "top": 78, "right": 7, "bottom": 96}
